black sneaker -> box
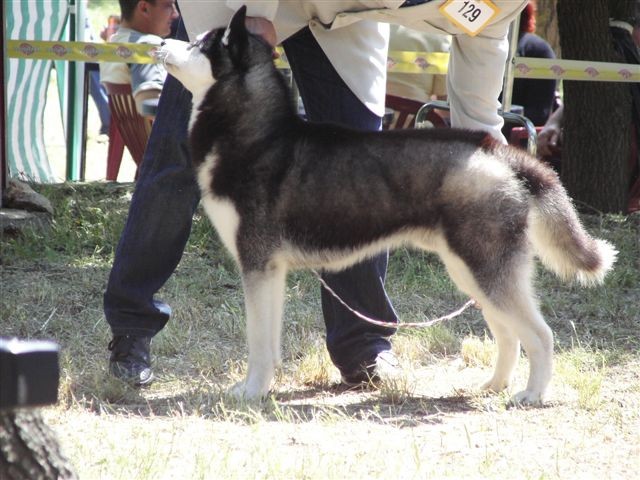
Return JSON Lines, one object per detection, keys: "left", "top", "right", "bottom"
{"left": 340, "top": 350, "right": 400, "bottom": 387}
{"left": 108, "top": 335, "right": 154, "bottom": 386}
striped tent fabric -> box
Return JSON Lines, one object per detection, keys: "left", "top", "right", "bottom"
{"left": 7, "top": 0, "right": 69, "bottom": 183}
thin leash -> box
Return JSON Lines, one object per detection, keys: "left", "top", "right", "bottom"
{"left": 312, "top": 270, "right": 478, "bottom": 329}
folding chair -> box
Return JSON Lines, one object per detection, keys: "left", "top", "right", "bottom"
{"left": 384, "top": 94, "right": 447, "bottom": 130}
{"left": 103, "top": 82, "right": 153, "bottom": 181}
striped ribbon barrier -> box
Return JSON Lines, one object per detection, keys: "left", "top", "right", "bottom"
{"left": 7, "top": 40, "right": 157, "bottom": 64}
{"left": 7, "top": 39, "right": 640, "bottom": 83}
{"left": 386, "top": 50, "right": 640, "bottom": 82}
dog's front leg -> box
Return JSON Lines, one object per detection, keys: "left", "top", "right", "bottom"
{"left": 230, "top": 266, "right": 287, "bottom": 400}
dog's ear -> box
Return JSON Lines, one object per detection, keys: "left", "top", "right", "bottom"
{"left": 221, "top": 5, "right": 248, "bottom": 64}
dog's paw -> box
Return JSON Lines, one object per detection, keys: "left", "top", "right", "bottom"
{"left": 228, "top": 379, "right": 269, "bottom": 401}
{"left": 480, "top": 377, "right": 510, "bottom": 393}
{"left": 508, "top": 389, "right": 544, "bottom": 408}
{"left": 227, "top": 381, "right": 247, "bottom": 400}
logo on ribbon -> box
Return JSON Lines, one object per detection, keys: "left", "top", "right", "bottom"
{"left": 83, "top": 45, "right": 100, "bottom": 58}
{"left": 414, "top": 57, "right": 431, "bottom": 70}
{"left": 618, "top": 68, "right": 632, "bottom": 80}
{"left": 51, "top": 44, "right": 68, "bottom": 57}
{"left": 18, "top": 42, "right": 35, "bottom": 56}
{"left": 116, "top": 46, "right": 133, "bottom": 59}
{"left": 584, "top": 67, "right": 600, "bottom": 78}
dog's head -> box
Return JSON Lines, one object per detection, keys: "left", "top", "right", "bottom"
{"left": 156, "top": 6, "right": 272, "bottom": 97}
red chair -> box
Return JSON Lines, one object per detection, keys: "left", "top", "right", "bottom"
{"left": 508, "top": 126, "right": 543, "bottom": 151}
{"left": 103, "top": 82, "right": 152, "bottom": 181}
{"left": 384, "top": 94, "right": 447, "bottom": 130}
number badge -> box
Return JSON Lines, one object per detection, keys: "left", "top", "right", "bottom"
{"left": 439, "top": 0, "right": 500, "bottom": 36}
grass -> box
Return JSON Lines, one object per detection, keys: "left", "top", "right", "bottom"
{"left": 1, "top": 182, "right": 639, "bottom": 479}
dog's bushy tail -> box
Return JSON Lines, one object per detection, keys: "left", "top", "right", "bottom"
{"left": 510, "top": 151, "right": 617, "bottom": 285}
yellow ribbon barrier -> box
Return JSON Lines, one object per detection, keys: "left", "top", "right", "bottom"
{"left": 8, "top": 40, "right": 640, "bottom": 83}
{"left": 511, "top": 56, "right": 640, "bottom": 83}
{"left": 7, "top": 40, "right": 158, "bottom": 64}
{"left": 385, "top": 50, "right": 640, "bottom": 82}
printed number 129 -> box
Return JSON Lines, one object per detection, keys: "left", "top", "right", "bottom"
{"left": 458, "top": 0, "right": 481, "bottom": 22}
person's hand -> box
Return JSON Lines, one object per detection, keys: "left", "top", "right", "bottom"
{"left": 245, "top": 16, "right": 277, "bottom": 48}
{"left": 537, "top": 124, "right": 562, "bottom": 157}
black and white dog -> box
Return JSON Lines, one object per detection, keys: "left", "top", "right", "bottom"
{"left": 157, "top": 7, "right": 616, "bottom": 405}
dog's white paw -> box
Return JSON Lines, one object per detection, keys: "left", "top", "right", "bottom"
{"left": 228, "top": 381, "right": 248, "bottom": 400}
{"left": 508, "top": 389, "right": 544, "bottom": 408}
{"left": 228, "top": 378, "right": 270, "bottom": 401}
{"left": 481, "top": 377, "right": 510, "bottom": 393}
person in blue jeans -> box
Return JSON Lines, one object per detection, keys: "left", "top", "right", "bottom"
{"left": 105, "top": 18, "right": 399, "bottom": 387}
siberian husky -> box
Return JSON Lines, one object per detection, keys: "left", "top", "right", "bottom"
{"left": 157, "top": 7, "right": 616, "bottom": 405}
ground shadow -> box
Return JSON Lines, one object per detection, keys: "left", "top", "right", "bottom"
{"left": 89, "top": 378, "right": 487, "bottom": 427}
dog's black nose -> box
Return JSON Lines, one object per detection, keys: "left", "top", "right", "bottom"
{"left": 160, "top": 41, "right": 166, "bottom": 46}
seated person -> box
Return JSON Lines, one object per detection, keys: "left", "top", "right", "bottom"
{"left": 510, "top": 0, "right": 557, "bottom": 126}
{"left": 100, "top": 0, "right": 179, "bottom": 115}
{"left": 536, "top": 103, "right": 563, "bottom": 170}
{"left": 538, "top": 16, "right": 640, "bottom": 213}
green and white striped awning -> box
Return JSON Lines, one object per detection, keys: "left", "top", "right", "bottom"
{"left": 6, "top": 0, "right": 69, "bottom": 183}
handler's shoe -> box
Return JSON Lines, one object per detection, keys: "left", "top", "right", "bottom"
{"left": 108, "top": 335, "right": 154, "bottom": 386}
{"left": 341, "top": 350, "right": 400, "bottom": 387}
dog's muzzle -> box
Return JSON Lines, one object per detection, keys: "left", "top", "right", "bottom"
{"left": 152, "top": 46, "right": 169, "bottom": 66}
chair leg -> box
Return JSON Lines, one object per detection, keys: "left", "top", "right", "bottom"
{"left": 106, "top": 122, "right": 125, "bottom": 181}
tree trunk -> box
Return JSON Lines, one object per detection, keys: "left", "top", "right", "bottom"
{"left": 537, "top": 0, "right": 560, "bottom": 54}
{"left": 557, "top": 0, "right": 632, "bottom": 213}
{"left": 0, "top": 410, "right": 76, "bottom": 480}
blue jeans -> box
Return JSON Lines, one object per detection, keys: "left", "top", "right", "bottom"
{"left": 88, "top": 68, "right": 110, "bottom": 135}
{"left": 104, "top": 24, "right": 397, "bottom": 375}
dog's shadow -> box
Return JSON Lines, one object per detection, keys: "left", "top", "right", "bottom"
{"left": 271, "top": 383, "right": 487, "bottom": 426}
{"left": 94, "top": 379, "right": 487, "bottom": 425}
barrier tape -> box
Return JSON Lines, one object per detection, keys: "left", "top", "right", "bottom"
{"left": 386, "top": 50, "right": 640, "bottom": 82}
{"left": 510, "top": 56, "right": 640, "bottom": 83}
{"left": 7, "top": 39, "right": 158, "bottom": 64}
{"left": 8, "top": 40, "right": 640, "bottom": 82}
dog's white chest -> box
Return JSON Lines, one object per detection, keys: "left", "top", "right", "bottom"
{"left": 197, "top": 153, "right": 240, "bottom": 262}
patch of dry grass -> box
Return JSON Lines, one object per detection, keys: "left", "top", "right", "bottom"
{"left": 2, "top": 183, "right": 639, "bottom": 479}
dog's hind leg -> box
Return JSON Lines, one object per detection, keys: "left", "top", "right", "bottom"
{"left": 230, "top": 265, "right": 287, "bottom": 400}
{"left": 496, "top": 293, "right": 553, "bottom": 406}
{"left": 478, "top": 261, "right": 554, "bottom": 406}
{"left": 438, "top": 250, "right": 520, "bottom": 392}
{"left": 479, "top": 310, "right": 521, "bottom": 393}
{"left": 439, "top": 248, "right": 553, "bottom": 405}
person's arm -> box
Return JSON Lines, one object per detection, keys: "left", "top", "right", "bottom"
{"left": 133, "top": 88, "right": 161, "bottom": 119}
{"left": 226, "top": 1, "right": 278, "bottom": 21}
{"left": 446, "top": 32, "right": 510, "bottom": 142}
{"left": 130, "top": 61, "right": 165, "bottom": 116}
{"left": 537, "top": 104, "right": 563, "bottom": 157}
{"left": 443, "top": 1, "right": 528, "bottom": 142}
{"left": 177, "top": 1, "right": 277, "bottom": 43}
